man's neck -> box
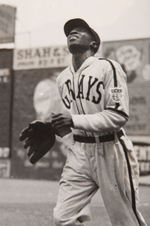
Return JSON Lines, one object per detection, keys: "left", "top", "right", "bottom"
{"left": 72, "top": 51, "right": 94, "bottom": 72}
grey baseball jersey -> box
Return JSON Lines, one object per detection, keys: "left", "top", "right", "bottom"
{"left": 57, "top": 57, "right": 128, "bottom": 135}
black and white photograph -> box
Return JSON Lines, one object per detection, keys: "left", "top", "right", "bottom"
{"left": 0, "top": 0, "right": 149, "bottom": 225}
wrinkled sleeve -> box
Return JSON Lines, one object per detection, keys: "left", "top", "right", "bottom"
{"left": 72, "top": 62, "right": 129, "bottom": 133}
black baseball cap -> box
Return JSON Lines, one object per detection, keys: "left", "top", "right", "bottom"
{"left": 64, "top": 18, "right": 100, "bottom": 53}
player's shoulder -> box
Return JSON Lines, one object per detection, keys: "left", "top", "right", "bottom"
{"left": 56, "top": 66, "right": 70, "bottom": 85}
{"left": 96, "top": 57, "right": 126, "bottom": 79}
{"left": 96, "top": 57, "right": 122, "bottom": 71}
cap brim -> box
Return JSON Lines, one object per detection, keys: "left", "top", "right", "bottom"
{"left": 64, "top": 18, "right": 90, "bottom": 36}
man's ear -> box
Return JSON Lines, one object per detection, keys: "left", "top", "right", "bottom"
{"left": 90, "top": 41, "right": 98, "bottom": 52}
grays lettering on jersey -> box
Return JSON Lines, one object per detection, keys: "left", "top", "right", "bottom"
{"left": 57, "top": 57, "right": 129, "bottom": 135}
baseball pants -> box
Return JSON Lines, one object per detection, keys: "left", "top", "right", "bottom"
{"left": 53, "top": 135, "right": 147, "bottom": 226}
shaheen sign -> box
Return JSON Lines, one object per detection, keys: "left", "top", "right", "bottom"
{"left": 0, "top": 4, "right": 16, "bottom": 43}
{"left": 14, "top": 46, "right": 71, "bottom": 69}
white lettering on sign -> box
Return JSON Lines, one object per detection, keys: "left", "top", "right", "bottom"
{"left": 0, "top": 159, "right": 10, "bottom": 178}
{"left": 0, "top": 69, "right": 10, "bottom": 83}
{"left": 134, "top": 145, "right": 150, "bottom": 174}
{"left": 0, "top": 68, "right": 10, "bottom": 76}
{"left": 0, "top": 76, "right": 9, "bottom": 83}
{"left": 0, "top": 147, "right": 10, "bottom": 158}
{"left": 14, "top": 46, "right": 71, "bottom": 70}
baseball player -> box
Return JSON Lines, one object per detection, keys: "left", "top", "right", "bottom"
{"left": 50, "top": 18, "right": 147, "bottom": 226}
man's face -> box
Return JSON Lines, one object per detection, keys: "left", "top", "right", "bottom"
{"left": 67, "top": 26, "right": 94, "bottom": 54}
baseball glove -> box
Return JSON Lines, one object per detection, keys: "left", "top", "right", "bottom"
{"left": 19, "top": 121, "right": 56, "bottom": 164}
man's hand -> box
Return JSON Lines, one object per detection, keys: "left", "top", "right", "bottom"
{"left": 19, "top": 121, "right": 56, "bottom": 164}
{"left": 51, "top": 113, "right": 74, "bottom": 130}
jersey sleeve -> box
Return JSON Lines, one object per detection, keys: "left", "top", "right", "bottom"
{"left": 72, "top": 61, "right": 129, "bottom": 133}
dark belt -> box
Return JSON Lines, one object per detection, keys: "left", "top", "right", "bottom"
{"left": 73, "top": 130, "right": 124, "bottom": 143}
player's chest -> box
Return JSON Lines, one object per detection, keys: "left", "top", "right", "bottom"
{"left": 61, "top": 71, "right": 105, "bottom": 109}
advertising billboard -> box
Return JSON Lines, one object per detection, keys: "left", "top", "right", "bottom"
{"left": 14, "top": 46, "right": 71, "bottom": 70}
{"left": 103, "top": 38, "right": 150, "bottom": 136}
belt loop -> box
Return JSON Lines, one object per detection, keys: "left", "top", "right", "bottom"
{"left": 114, "top": 132, "right": 119, "bottom": 144}
{"left": 95, "top": 135, "right": 101, "bottom": 148}
{"left": 95, "top": 136, "right": 100, "bottom": 143}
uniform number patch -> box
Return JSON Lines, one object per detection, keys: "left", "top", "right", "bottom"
{"left": 110, "top": 88, "right": 123, "bottom": 103}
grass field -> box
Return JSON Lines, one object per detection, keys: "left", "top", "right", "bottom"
{"left": 0, "top": 179, "right": 149, "bottom": 226}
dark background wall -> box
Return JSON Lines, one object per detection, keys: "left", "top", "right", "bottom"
{"left": 11, "top": 68, "right": 66, "bottom": 180}
{"left": 0, "top": 49, "right": 13, "bottom": 177}
{"left": 0, "top": 49, "right": 13, "bottom": 147}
